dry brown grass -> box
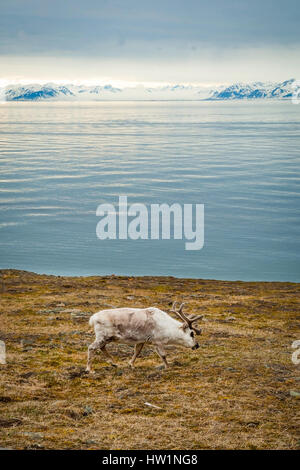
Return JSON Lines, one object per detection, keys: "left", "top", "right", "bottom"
{"left": 0, "top": 269, "right": 299, "bottom": 449}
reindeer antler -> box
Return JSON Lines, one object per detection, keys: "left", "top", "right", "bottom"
{"left": 171, "top": 301, "right": 190, "bottom": 323}
{"left": 171, "top": 301, "right": 203, "bottom": 335}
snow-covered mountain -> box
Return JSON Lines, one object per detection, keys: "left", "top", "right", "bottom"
{"left": 1, "top": 79, "right": 297, "bottom": 101}
{"left": 5, "top": 83, "right": 75, "bottom": 101}
{"left": 3, "top": 83, "right": 211, "bottom": 101}
{"left": 209, "top": 79, "right": 296, "bottom": 100}
{"left": 4, "top": 83, "right": 122, "bottom": 101}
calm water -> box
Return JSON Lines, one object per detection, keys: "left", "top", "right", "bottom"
{"left": 0, "top": 101, "right": 299, "bottom": 281}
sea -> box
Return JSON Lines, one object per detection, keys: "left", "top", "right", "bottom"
{"left": 0, "top": 100, "right": 299, "bottom": 281}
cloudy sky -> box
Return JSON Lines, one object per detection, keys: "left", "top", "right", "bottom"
{"left": 1, "top": 0, "right": 300, "bottom": 85}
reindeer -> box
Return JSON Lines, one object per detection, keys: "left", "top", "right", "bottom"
{"left": 86, "top": 302, "right": 203, "bottom": 372}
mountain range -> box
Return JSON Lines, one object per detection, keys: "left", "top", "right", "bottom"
{"left": 1, "top": 78, "right": 297, "bottom": 101}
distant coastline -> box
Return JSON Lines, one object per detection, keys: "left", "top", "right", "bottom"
{"left": 1, "top": 78, "right": 296, "bottom": 102}
{"left": 1, "top": 269, "right": 299, "bottom": 285}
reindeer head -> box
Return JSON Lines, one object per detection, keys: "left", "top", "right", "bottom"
{"left": 171, "top": 301, "right": 203, "bottom": 350}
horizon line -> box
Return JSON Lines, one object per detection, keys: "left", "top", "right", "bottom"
{"left": 1, "top": 78, "right": 294, "bottom": 89}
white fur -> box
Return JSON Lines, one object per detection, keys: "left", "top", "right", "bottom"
{"left": 86, "top": 306, "right": 199, "bottom": 371}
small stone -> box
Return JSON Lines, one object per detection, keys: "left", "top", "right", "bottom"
{"left": 70, "top": 311, "right": 90, "bottom": 320}
{"left": 29, "top": 444, "right": 44, "bottom": 449}
{"left": 83, "top": 405, "right": 93, "bottom": 416}
{"left": 20, "top": 339, "right": 33, "bottom": 347}
{"left": 290, "top": 390, "right": 300, "bottom": 398}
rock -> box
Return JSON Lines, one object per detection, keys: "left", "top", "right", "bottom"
{"left": 20, "top": 339, "right": 33, "bottom": 347}
{"left": 28, "top": 443, "right": 44, "bottom": 449}
{"left": 83, "top": 405, "right": 93, "bottom": 416}
{"left": 225, "top": 316, "right": 236, "bottom": 322}
{"left": 24, "top": 432, "right": 44, "bottom": 440}
{"left": 20, "top": 339, "right": 34, "bottom": 351}
{"left": 70, "top": 311, "right": 90, "bottom": 320}
{"left": 290, "top": 390, "right": 300, "bottom": 398}
{"left": 0, "top": 418, "right": 22, "bottom": 427}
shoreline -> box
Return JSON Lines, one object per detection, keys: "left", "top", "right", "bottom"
{"left": 1, "top": 268, "right": 299, "bottom": 285}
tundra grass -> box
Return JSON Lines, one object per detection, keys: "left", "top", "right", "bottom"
{"left": 0, "top": 269, "right": 299, "bottom": 449}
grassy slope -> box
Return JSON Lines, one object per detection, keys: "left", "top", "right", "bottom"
{"left": 0, "top": 269, "right": 299, "bottom": 450}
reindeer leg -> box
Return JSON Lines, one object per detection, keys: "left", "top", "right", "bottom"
{"left": 155, "top": 345, "right": 169, "bottom": 369}
{"left": 100, "top": 344, "right": 118, "bottom": 367}
{"left": 86, "top": 340, "right": 103, "bottom": 373}
{"left": 129, "top": 343, "right": 144, "bottom": 368}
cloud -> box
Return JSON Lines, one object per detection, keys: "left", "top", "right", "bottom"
{"left": 0, "top": 0, "right": 299, "bottom": 82}
{"left": 1, "top": 0, "right": 300, "bottom": 55}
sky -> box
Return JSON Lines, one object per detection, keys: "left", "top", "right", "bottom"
{"left": 1, "top": 0, "right": 300, "bottom": 86}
